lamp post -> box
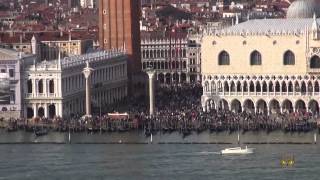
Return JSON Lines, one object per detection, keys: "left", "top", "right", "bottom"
{"left": 146, "top": 67, "right": 156, "bottom": 116}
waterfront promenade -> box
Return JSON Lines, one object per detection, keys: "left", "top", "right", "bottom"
{"left": 0, "top": 85, "right": 319, "bottom": 144}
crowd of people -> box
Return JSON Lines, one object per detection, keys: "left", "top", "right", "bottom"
{"left": 1, "top": 83, "right": 320, "bottom": 136}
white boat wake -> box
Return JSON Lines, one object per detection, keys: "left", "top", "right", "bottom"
{"left": 197, "top": 151, "right": 221, "bottom": 155}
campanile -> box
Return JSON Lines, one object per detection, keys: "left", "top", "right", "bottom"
{"left": 99, "top": 0, "right": 141, "bottom": 74}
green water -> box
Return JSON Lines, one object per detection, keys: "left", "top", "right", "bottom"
{"left": 0, "top": 144, "right": 319, "bottom": 180}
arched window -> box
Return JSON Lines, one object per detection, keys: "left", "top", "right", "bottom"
{"left": 283, "top": 50, "right": 295, "bottom": 65}
{"left": 310, "top": 56, "right": 320, "bottom": 68}
{"left": 250, "top": 50, "right": 262, "bottom": 65}
{"left": 218, "top": 51, "right": 230, "bottom": 65}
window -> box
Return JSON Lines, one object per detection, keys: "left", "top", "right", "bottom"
{"left": 0, "top": 69, "right": 5, "bottom": 73}
{"left": 283, "top": 50, "right": 295, "bottom": 65}
{"left": 9, "top": 69, "right": 14, "bottom": 78}
{"left": 27, "top": 80, "right": 32, "bottom": 93}
{"left": 310, "top": 55, "right": 320, "bottom": 68}
{"left": 218, "top": 51, "right": 230, "bottom": 65}
{"left": 49, "top": 80, "right": 54, "bottom": 94}
{"left": 250, "top": 50, "right": 262, "bottom": 65}
{"left": 10, "top": 90, "right": 15, "bottom": 103}
{"left": 38, "top": 80, "right": 43, "bottom": 94}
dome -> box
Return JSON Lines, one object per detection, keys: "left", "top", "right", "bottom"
{"left": 287, "top": 0, "right": 320, "bottom": 18}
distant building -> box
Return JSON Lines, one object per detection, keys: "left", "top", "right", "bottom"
{"left": 0, "top": 31, "right": 95, "bottom": 61}
{"left": 80, "top": 0, "right": 96, "bottom": 8}
{"left": 141, "top": 33, "right": 201, "bottom": 84}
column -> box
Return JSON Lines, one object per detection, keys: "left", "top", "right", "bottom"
{"left": 33, "top": 104, "right": 37, "bottom": 118}
{"left": 32, "top": 79, "right": 36, "bottom": 97}
{"left": 147, "top": 70, "right": 156, "bottom": 116}
{"left": 313, "top": 83, "right": 315, "bottom": 96}
{"left": 171, "top": 73, "right": 174, "bottom": 84}
{"left": 83, "top": 61, "right": 93, "bottom": 117}
{"left": 202, "top": 105, "right": 206, "bottom": 112}
{"left": 45, "top": 79, "right": 48, "bottom": 96}
{"left": 44, "top": 104, "right": 48, "bottom": 118}
{"left": 241, "top": 83, "right": 244, "bottom": 96}
{"left": 56, "top": 103, "right": 60, "bottom": 117}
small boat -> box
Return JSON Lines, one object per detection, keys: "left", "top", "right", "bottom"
{"left": 221, "top": 146, "right": 254, "bottom": 155}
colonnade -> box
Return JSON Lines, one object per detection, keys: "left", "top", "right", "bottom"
{"left": 202, "top": 74, "right": 320, "bottom": 115}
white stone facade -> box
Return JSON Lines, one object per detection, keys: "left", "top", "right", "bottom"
{"left": 23, "top": 50, "right": 128, "bottom": 119}
{"left": 201, "top": 17, "right": 320, "bottom": 115}
{"left": 0, "top": 48, "right": 35, "bottom": 119}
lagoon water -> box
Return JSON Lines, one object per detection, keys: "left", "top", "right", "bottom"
{"left": 0, "top": 142, "right": 319, "bottom": 180}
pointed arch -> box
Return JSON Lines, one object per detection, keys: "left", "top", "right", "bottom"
{"left": 230, "top": 81, "right": 236, "bottom": 92}
{"left": 211, "top": 81, "right": 216, "bottom": 92}
{"left": 301, "top": 81, "right": 306, "bottom": 94}
{"left": 275, "top": 81, "right": 280, "bottom": 92}
{"left": 315, "top": 81, "right": 320, "bottom": 92}
{"left": 224, "top": 81, "right": 229, "bottom": 92}
{"left": 282, "top": 99, "right": 293, "bottom": 114}
{"left": 288, "top": 81, "right": 293, "bottom": 92}
{"left": 268, "top": 81, "right": 274, "bottom": 92}
{"left": 262, "top": 81, "right": 267, "bottom": 92}
{"left": 294, "top": 81, "right": 300, "bottom": 92}
{"left": 236, "top": 81, "right": 241, "bottom": 92}
{"left": 243, "top": 81, "right": 248, "bottom": 92}
{"left": 249, "top": 81, "right": 255, "bottom": 92}
{"left": 307, "top": 81, "right": 313, "bottom": 93}
{"left": 281, "top": 81, "right": 287, "bottom": 92}
{"left": 217, "top": 81, "right": 223, "bottom": 92}
{"left": 204, "top": 81, "right": 209, "bottom": 92}
{"left": 256, "top": 81, "right": 261, "bottom": 92}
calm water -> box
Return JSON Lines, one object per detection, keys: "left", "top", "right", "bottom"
{"left": 0, "top": 144, "right": 319, "bottom": 180}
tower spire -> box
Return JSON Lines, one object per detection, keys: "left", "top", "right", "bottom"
{"left": 312, "top": 12, "right": 319, "bottom": 40}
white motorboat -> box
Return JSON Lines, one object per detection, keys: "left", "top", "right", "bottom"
{"left": 221, "top": 146, "right": 254, "bottom": 155}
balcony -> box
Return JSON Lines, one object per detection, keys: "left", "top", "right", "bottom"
{"left": 25, "top": 93, "right": 60, "bottom": 99}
